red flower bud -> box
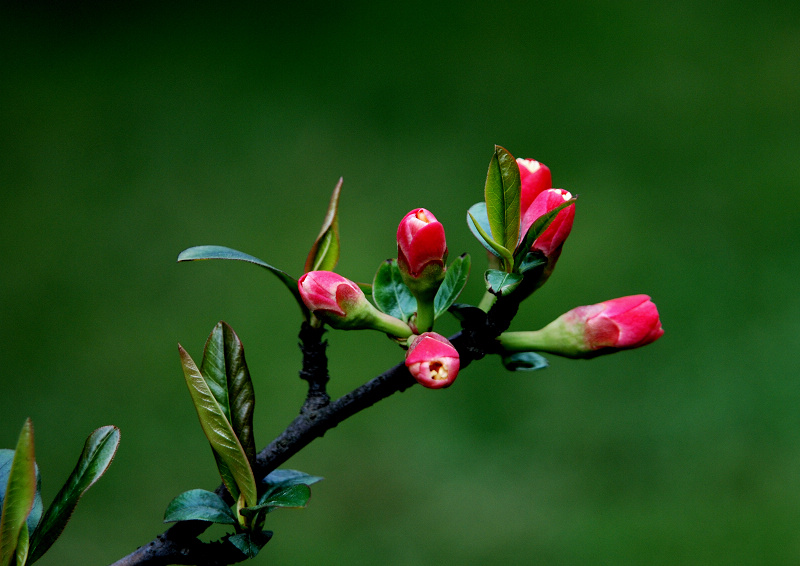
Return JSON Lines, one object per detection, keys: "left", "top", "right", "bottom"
{"left": 519, "top": 188, "right": 575, "bottom": 257}
{"left": 517, "top": 158, "right": 552, "bottom": 217}
{"left": 397, "top": 208, "right": 448, "bottom": 279}
{"left": 405, "top": 332, "right": 460, "bottom": 389}
{"left": 298, "top": 271, "right": 365, "bottom": 319}
{"left": 569, "top": 295, "right": 664, "bottom": 352}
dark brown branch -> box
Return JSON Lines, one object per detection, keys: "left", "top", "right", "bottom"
{"left": 109, "top": 295, "right": 519, "bottom": 566}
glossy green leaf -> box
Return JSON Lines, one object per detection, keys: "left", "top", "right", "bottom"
{"left": 434, "top": 254, "right": 471, "bottom": 318}
{"left": 484, "top": 145, "right": 521, "bottom": 255}
{"left": 518, "top": 252, "right": 547, "bottom": 274}
{"left": 200, "top": 322, "right": 256, "bottom": 467}
{"left": 178, "top": 346, "right": 257, "bottom": 509}
{"left": 514, "top": 196, "right": 577, "bottom": 268}
{"left": 304, "top": 177, "right": 342, "bottom": 273}
{"left": 15, "top": 522, "right": 28, "bottom": 566}
{"left": 0, "top": 451, "right": 41, "bottom": 542}
{"left": 467, "top": 210, "right": 512, "bottom": 263}
{"left": 501, "top": 352, "right": 550, "bottom": 372}
{"left": 484, "top": 270, "right": 524, "bottom": 296}
{"left": 163, "top": 489, "right": 236, "bottom": 525}
{"left": 0, "top": 419, "right": 36, "bottom": 566}
{"left": 466, "top": 202, "right": 500, "bottom": 257}
{"left": 177, "top": 245, "right": 307, "bottom": 317}
{"left": 27, "top": 425, "right": 120, "bottom": 564}
{"left": 229, "top": 531, "right": 272, "bottom": 559}
{"left": 240, "top": 484, "right": 312, "bottom": 523}
{"left": 372, "top": 259, "right": 417, "bottom": 322}
{"left": 262, "top": 469, "right": 324, "bottom": 492}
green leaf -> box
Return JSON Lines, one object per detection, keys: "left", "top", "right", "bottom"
{"left": 514, "top": 196, "right": 577, "bottom": 268}
{"left": 0, "top": 419, "right": 36, "bottom": 566}
{"left": 434, "top": 254, "right": 471, "bottom": 318}
{"left": 501, "top": 352, "right": 550, "bottom": 372}
{"left": 199, "top": 323, "right": 256, "bottom": 467}
{"left": 305, "top": 177, "right": 342, "bottom": 273}
{"left": 177, "top": 245, "right": 307, "bottom": 318}
{"left": 240, "top": 484, "right": 312, "bottom": 524}
{"left": 178, "top": 346, "right": 257, "bottom": 509}
{"left": 518, "top": 252, "right": 547, "bottom": 274}
{"left": 229, "top": 531, "right": 272, "bottom": 559}
{"left": 0, "top": 451, "right": 41, "bottom": 541}
{"left": 163, "top": 489, "right": 236, "bottom": 525}
{"left": 15, "top": 522, "right": 28, "bottom": 566}
{"left": 466, "top": 202, "right": 499, "bottom": 257}
{"left": 27, "top": 425, "right": 120, "bottom": 564}
{"left": 484, "top": 145, "right": 521, "bottom": 256}
{"left": 467, "top": 211, "right": 512, "bottom": 263}
{"left": 372, "top": 260, "right": 417, "bottom": 322}
{"left": 262, "top": 469, "right": 324, "bottom": 491}
{"left": 484, "top": 270, "right": 524, "bottom": 296}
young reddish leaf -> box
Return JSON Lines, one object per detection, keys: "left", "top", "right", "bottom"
{"left": 304, "top": 177, "right": 342, "bottom": 273}
{"left": 0, "top": 419, "right": 36, "bottom": 566}
{"left": 178, "top": 346, "right": 257, "bottom": 510}
{"left": 27, "top": 425, "right": 120, "bottom": 564}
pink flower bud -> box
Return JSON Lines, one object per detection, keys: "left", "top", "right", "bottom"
{"left": 519, "top": 188, "right": 575, "bottom": 257}
{"left": 570, "top": 295, "right": 664, "bottom": 352}
{"left": 397, "top": 208, "right": 448, "bottom": 279}
{"left": 517, "top": 158, "right": 552, "bottom": 216}
{"left": 405, "top": 332, "right": 460, "bottom": 389}
{"left": 298, "top": 270, "right": 366, "bottom": 319}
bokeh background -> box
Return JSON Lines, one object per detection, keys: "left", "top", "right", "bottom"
{"left": 2, "top": 1, "right": 799, "bottom": 564}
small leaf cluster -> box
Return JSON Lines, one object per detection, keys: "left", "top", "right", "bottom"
{"left": 0, "top": 419, "right": 119, "bottom": 565}
{"left": 173, "top": 322, "right": 323, "bottom": 558}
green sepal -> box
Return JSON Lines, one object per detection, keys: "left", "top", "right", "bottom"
{"left": 199, "top": 323, "right": 256, "bottom": 468}
{"left": 484, "top": 145, "right": 521, "bottom": 255}
{"left": 177, "top": 245, "right": 308, "bottom": 319}
{"left": 372, "top": 259, "right": 417, "bottom": 323}
{"left": 501, "top": 352, "right": 550, "bottom": 372}
{"left": 229, "top": 531, "right": 273, "bottom": 559}
{"left": 467, "top": 211, "right": 512, "bottom": 265}
{"left": 513, "top": 196, "right": 577, "bottom": 268}
{"left": 27, "top": 425, "right": 120, "bottom": 565}
{"left": 163, "top": 489, "right": 236, "bottom": 525}
{"left": 434, "top": 254, "right": 471, "bottom": 319}
{"left": 178, "top": 346, "right": 257, "bottom": 509}
{"left": 0, "top": 419, "right": 36, "bottom": 566}
{"left": 305, "top": 178, "right": 342, "bottom": 273}
{"left": 484, "top": 270, "right": 524, "bottom": 296}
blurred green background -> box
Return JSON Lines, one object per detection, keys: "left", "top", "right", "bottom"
{"left": 2, "top": 1, "right": 799, "bottom": 564}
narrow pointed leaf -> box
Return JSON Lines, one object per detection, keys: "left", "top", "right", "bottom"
{"left": 484, "top": 145, "right": 521, "bottom": 254}
{"left": 178, "top": 346, "right": 257, "bottom": 509}
{"left": 27, "top": 425, "right": 119, "bottom": 564}
{"left": 434, "top": 254, "right": 471, "bottom": 318}
{"left": 177, "top": 245, "right": 307, "bottom": 318}
{"left": 467, "top": 211, "right": 512, "bottom": 263}
{"left": 305, "top": 177, "right": 342, "bottom": 273}
{"left": 518, "top": 253, "right": 547, "bottom": 274}
{"left": 240, "top": 484, "right": 312, "bottom": 518}
{"left": 164, "top": 489, "right": 236, "bottom": 524}
{"left": 372, "top": 260, "right": 417, "bottom": 322}
{"left": 200, "top": 322, "right": 256, "bottom": 467}
{"left": 0, "top": 419, "right": 36, "bottom": 566}
{"left": 0, "top": 451, "right": 41, "bottom": 541}
{"left": 14, "top": 522, "right": 28, "bottom": 566}
{"left": 501, "top": 352, "right": 550, "bottom": 372}
{"left": 229, "top": 531, "right": 272, "bottom": 559}
{"left": 484, "top": 269, "right": 524, "bottom": 296}
{"left": 514, "top": 196, "right": 577, "bottom": 268}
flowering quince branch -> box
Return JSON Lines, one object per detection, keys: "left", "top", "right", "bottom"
{"left": 0, "top": 147, "right": 664, "bottom": 566}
